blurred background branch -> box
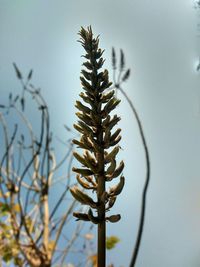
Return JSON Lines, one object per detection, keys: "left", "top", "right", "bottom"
{"left": 111, "top": 48, "right": 150, "bottom": 267}
{"left": 0, "top": 65, "right": 91, "bottom": 267}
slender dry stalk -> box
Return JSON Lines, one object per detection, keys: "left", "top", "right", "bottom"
{"left": 111, "top": 48, "right": 150, "bottom": 267}
{"left": 119, "top": 85, "right": 150, "bottom": 267}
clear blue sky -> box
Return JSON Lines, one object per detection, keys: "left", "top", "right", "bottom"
{"left": 1, "top": 1, "right": 200, "bottom": 266}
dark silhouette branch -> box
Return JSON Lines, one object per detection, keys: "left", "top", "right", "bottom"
{"left": 118, "top": 85, "right": 150, "bottom": 267}
{"left": 111, "top": 48, "right": 150, "bottom": 267}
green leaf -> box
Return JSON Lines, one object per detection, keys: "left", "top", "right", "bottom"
{"left": 2, "top": 248, "right": 12, "bottom": 263}
{"left": 106, "top": 236, "right": 120, "bottom": 250}
{"left": 0, "top": 203, "right": 10, "bottom": 213}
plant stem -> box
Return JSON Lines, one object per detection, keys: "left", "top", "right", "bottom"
{"left": 97, "top": 172, "right": 106, "bottom": 267}
{"left": 97, "top": 117, "right": 106, "bottom": 267}
{"left": 118, "top": 86, "right": 150, "bottom": 267}
{"left": 98, "top": 205, "right": 106, "bottom": 267}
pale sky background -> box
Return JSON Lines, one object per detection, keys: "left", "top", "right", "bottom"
{"left": 1, "top": 0, "right": 200, "bottom": 266}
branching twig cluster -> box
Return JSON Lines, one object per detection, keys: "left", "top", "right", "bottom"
{"left": 0, "top": 66, "right": 83, "bottom": 267}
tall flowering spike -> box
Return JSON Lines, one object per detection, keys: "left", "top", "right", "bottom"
{"left": 71, "top": 26, "right": 125, "bottom": 266}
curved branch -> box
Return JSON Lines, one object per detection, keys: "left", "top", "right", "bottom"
{"left": 117, "top": 85, "right": 150, "bottom": 267}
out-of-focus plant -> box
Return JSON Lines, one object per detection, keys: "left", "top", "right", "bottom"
{"left": 194, "top": 0, "right": 200, "bottom": 9}
{"left": 70, "top": 26, "right": 125, "bottom": 267}
{"left": 106, "top": 236, "right": 120, "bottom": 250}
{"left": 0, "top": 65, "right": 86, "bottom": 266}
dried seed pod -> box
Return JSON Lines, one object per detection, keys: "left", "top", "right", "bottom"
{"left": 73, "top": 152, "right": 87, "bottom": 166}
{"left": 72, "top": 139, "right": 93, "bottom": 150}
{"left": 70, "top": 186, "right": 87, "bottom": 204}
{"left": 84, "top": 175, "right": 97, "bottom": 187}
{"left": 77, "top": 121, "right": 94, "bottom": 136}
{"left": 99, "top": 80, "right": 113, "bottom": 93}
{"left": 70, "top": 186, "right": 97, "bottom": 208}
{"left": 103, "top": 128, "right": 111, "bottom": 145}
{"left": 87, "top": 134, "right": 101, "bottom": 152}
{"left": 106, "top": 214, "right": 121, "bottom": 223}
{"left": 80, "top": 76, "right": 93, "bottom": 93}
{"left": 73, "top": 123, "right": 84, "bottom": 134}
{"left": 81, "top": 69, "right": 92, "bottom": 81}
{"left": 107, "top": 115, "right": 120, "bottom": 131}
{"left": 105, "top": 146, "right": 120, "bottom": 163}
{"left": 106, "top": 159, "right": 116, "bottom": 176}
{"left": 73, "top": 212, "right": 90, "bottom": 221}
{"left": 102, "top": 115, "right": 111, "bottom": 128}
{"left": 100, "top": 90, "right": 115, "bottom": 103}
{"left": 75, "top": 100, "right": 91, "bottom": 114}
{"left": 83, "top": 151, "right": 98, "bottom": 173}
{"left": 72, "top": 167, "right": 93, "bottom": 176}
{"left": 96, "top": 49, "right": 104, "bottom": 59}
{"left": 109, "top": 135, "right": 122, "bottom": 147}
{"left": 79, "top": 92, "right": 96, "bottom": 109}
{"left": 106, "top": 196, "right": 117, "bottom": 211}
{"left": 110, "top": 128, "right": 121, "bottom": 142}
{"left": 109, "top": 176, "right": 125, "bottom": 196}
{"left": 84, "top": 150, "right": 96, "bottom": 163}
{"left": 76, "top": 175, "right": 97, "bottom": 190}
{"left": 83, "top": 158, "right": 98, "bottom": 174}
{"left": 96, "top": 57, "right": 105, "bottom": 69}
{"left": 80, "top": 136, "right": 95, "bottom": 151}
{"left": 106, "top": 161, "right": 124, "bottom": 181}
{"left": 82, "top": 61, "right": 93, "bottom": 71}
{"left": 76, "top": 112, "right": 93, "bottom": 126}
{"left": 102, "top": 98, "right": 121, "bottom": 116}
